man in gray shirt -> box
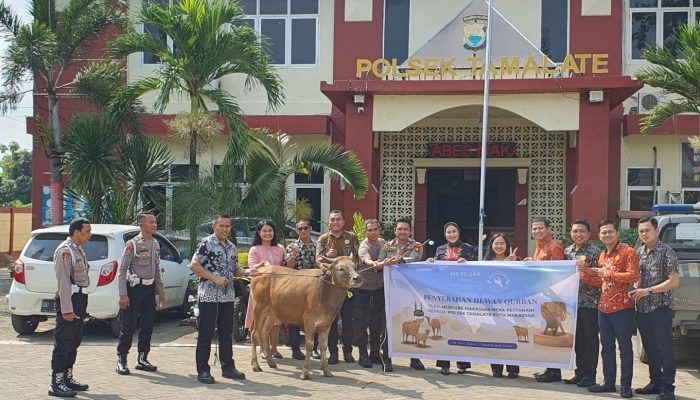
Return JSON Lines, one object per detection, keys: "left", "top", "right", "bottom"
{"left": 354, "top": 219, "right": 393, "bottom": 372}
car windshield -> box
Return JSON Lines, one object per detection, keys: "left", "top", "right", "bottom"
{"left": 659, "top": 223, "right": 700, "bottom": 260}
{"left": 23, "top": 233, "right": 109, "bottom": 262}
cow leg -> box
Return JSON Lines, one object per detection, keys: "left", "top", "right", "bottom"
{"left": 300, "top": 321, "right": 315, "bottom": 380}
{"left": 318, "top": 330, "right": 333, "bottom": 377}
{"left": 259, "top": 315, "right": 277, "bottom": 369}
{"left": 250, "top": 326, "right": 263, "bottom": 372}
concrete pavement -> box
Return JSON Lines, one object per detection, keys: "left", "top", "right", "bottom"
{"left": 1, "top": 271, "right": 699, "bottom": 399}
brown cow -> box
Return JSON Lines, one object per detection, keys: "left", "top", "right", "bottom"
{"left": 249, "top": 256, "right": 362, "bottom": 380}
{"left": 513, "top": 325, "right": 529, "bottom": 342}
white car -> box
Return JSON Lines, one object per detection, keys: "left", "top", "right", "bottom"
{"left": 6, "top": 224, "right": 192, "bottom": 336}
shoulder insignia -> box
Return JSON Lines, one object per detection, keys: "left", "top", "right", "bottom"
{"left": 62, "top": 251, "right": 70, "bottom": 261}
{"left": 413, "top": 243, "right": 422, "bottom": 252}
{"left": 125, "top": 243, "right": 134, "bottom": 254}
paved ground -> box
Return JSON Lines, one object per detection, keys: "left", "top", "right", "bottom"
{"left": 1, "top": 270, "right": 699, "bottom": 399}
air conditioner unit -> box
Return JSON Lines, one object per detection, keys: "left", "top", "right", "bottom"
{"left": 639, "top": 92, "right": 663, "bottom": 113}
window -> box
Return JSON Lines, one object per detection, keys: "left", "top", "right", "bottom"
{"left": 142, "top": 0, "right": 172, "bottom": 65}
{"left": 541, "top": 0, "right": 569, "bottom": 63}
{"left": 629, "top": 0, "right": 699, "bottom": 60}
{"left": 627, "top": 167, "right": 661, "bottom": 212}
{"left": 383, "top": 0, "right": 411, "bottom": 63}
{"left": 24, "top": 233, "right": 109, "bottom": 262}
{"left": 240, "top": 0, "right": 319, "bottom": 66}
{"left": 682, "top": 142, "right": 700, "bottom": 187}
{"left": 294, "top": 169, "right": 324, "bottom": 232}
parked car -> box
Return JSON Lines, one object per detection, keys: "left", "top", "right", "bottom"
{"left": 6, "top": 224, "right": 192, "bottom": 336}
{"left": 164, "top": 217, "right": 320, "bottom": 254}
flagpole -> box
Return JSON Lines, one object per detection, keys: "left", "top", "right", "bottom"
{"left": 477, "top": 0, "right": 494, "bottom": 260}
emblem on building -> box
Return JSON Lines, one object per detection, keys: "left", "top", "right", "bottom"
{"left": 462, "top": 15, "right": 488, "bottom": 51}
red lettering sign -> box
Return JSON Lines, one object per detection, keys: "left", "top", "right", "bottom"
{"left": 427, "top": 142, "right": 517, "bottom": 158}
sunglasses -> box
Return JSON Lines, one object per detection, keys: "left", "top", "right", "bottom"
{"left": 296, "top": 226, "right": 310, "bottom": 231}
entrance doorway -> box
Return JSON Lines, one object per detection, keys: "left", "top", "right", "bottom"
{"left": 426, "top": 168, "right": 516, "bottom": 256}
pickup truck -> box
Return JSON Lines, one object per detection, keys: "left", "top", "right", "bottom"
{"left": 636, "top": 204, "right": 700, "bottom": 361}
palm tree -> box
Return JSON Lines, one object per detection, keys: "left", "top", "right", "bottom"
{"left": 64, "top": 59, "right": 174, "bottom": 224}
{"left": 0, "top": 0, "right": 123, "bottom": 225}
{"left": 635, "top": 24, "right": 700, "bottom": 136}
{"left": 109, "top": 0, "right": 285, "bottom": 176}
{"left": 240, "top": 131, "right": 368, "bottom": 232}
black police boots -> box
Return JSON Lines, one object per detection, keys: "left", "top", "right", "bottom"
{"left": 48, "top": 371, "right": 76, "bottom": 398}
{"left": 116, "top": 354, "right": 130, "bottom": 375}
{"left": 135, "top": 351, "right": 157, "bottom": 372}
{"left": 64, "top": 368, "right": 88, "bottom": 391}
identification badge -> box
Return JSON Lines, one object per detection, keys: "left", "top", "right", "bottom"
{"left": 139, "top": 251, "right": 151, "bottom": 259}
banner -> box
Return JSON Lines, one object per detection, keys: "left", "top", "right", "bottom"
{"left": 384, "top": 260, "right": 579, "bottom": 370}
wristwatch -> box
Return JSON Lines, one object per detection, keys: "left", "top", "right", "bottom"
{"left": 647, "top": 287, "right": 653, "bottom": 294}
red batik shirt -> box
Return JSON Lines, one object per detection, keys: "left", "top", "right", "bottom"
{"left": 533, "top": 237, "right": 565, "bottom": 261}
{"left": 594, "top": 243, "right": 640, "bottom": 314}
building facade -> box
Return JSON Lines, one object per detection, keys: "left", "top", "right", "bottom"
{"left": 29, "top": 0, "right": 700, "bottom": 253}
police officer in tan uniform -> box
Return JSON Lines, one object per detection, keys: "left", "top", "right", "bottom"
{"left": 49, "top": 218, "right": 92, "bottom": 398}
{"left": 115, "top": 213, "right": 165, "bottom": 375}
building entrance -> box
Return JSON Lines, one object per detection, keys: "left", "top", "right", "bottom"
{"left": 426, "top": 168, "right": 516, "bottom": 256}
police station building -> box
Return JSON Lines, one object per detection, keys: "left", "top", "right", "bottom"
{"left": 28, "top": 0, "right": 700, "bottom": 252}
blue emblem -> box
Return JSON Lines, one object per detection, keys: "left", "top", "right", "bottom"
{"left": 462, "top": 15, "right": 488, "bottom": 51}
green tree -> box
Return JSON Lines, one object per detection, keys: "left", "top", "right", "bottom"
{"left": 240, "top": 131, "right": 368, "bottom": 233}
{"left": 0, "top": 141, "right": 31, "bottom": 206}
{"left": 0, "top": 0, "right": 123, "bottom": 224}
{"left": 109, "top": 0, "right": 285, "bottom": 175}
{"left": 63, "top": 61, "right": 173, "bottom": 224}
{"left": 635, "top": 24, "right": 700, "bottom": 138}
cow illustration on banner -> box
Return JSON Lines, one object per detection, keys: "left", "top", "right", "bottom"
{"left": 383, "top": 260, "right": 578, "bottom": 370}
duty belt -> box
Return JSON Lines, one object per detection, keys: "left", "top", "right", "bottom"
{"left": 136, "top": 278, "right": 155, "bottom": 286}
{"left": 71, "top": 284, "right": 87, "bottom": 294}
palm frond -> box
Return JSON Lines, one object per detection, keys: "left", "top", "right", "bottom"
{"left": 640, "top": 100, "right": 698, "bottom": 133}
{"left": 0, "top": 0, "right": 23, "bottom": 37}
{"left": 56, "top": 0, "right": 124, "bottom": 62}
{"left": 294, "top": 142, "right": 369, "bottom": 198}
{"left": 635, "top": 24, "right": 700, "bottom": 132}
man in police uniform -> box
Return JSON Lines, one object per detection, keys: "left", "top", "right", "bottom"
{"left": 116, "top": 213, "right": 165, "bottom": 375}
{"left": 49, "top": 218, "right": 92, "bottom": 398}
{"left": 379, "top": 216, "right": 425, "bottom": 371}
{"left": 315, "top": 210, "right": 360, "bottom": 364}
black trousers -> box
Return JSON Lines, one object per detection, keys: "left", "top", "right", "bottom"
{"left": 196, "top": 301, "right": 235, "bottom": 373}
{"left": 329, "top": 295, "right": 354, "bottom": 355}
{"left": 637, "top": 306, "right": 676, "bottom": 394}
{"left": 288, "top": 325, "right": 302, "bottom": 352}
{"left": 574, "top": 307, "right": 600, "bottom": 379}
{"left": 437, "top": 360, "right": 471, "bottom": 369}
{"left": 51, "top": 293, "right": 88, "bottom": 372}
{"left": 117, "top": 284, "right": 156, "bottom": 355}
{"left": 490, "top": 363, "right": 519, "bottom": 374}
{"left": 352, "top": 288, "right": 387, "bottom": 356}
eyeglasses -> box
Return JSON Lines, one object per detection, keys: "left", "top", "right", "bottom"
{"left": 297, "top": 226, "right": 310, "bottom": 231}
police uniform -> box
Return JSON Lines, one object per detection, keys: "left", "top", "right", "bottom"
{"left": 49, "top": 237, "right": 90, "bottom": 397}
{"left": 115, "top": 234, "right": 164, "bottom": 374}
{"left": 316, "top": 231, "right": 359, "bottom": 363}
{"left": 378, "top": 238, "right": 425, "bottom": 370}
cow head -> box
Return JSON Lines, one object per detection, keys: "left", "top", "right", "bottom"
{"left": 318, "top": 255, "right": 362, "bottom": 289}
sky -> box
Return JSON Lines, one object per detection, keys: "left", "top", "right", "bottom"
{"left": 1, "top": 0, "right": 33, "bottom": 150}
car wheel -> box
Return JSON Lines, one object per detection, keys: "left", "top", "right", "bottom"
{"left": 11, "top": 315, "right": 39, "bottom": 335}
{"left": 232, "top": 296, "right": 248, "bottom": 342}
{"left": 109, "top": 318, "right": 121, "bottom": 338}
